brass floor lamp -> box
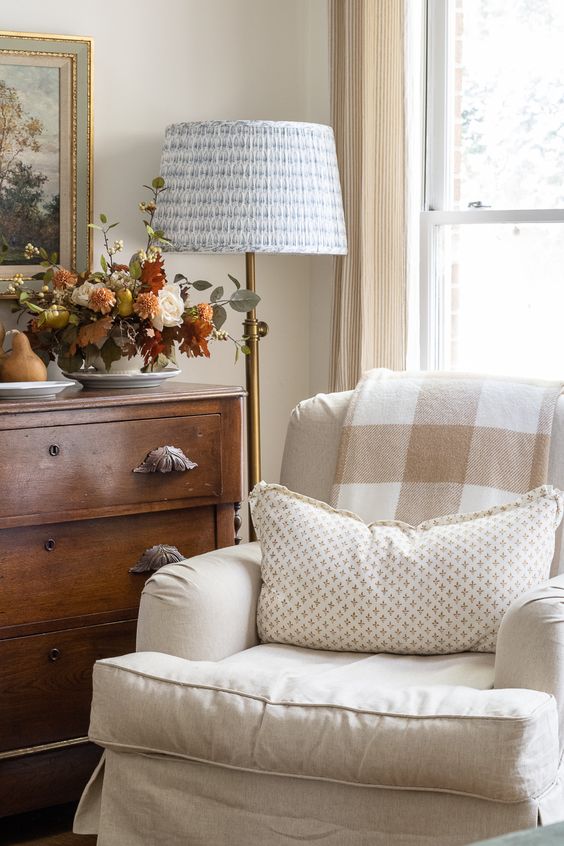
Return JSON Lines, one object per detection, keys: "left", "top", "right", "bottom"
{"left": 155, "top": 120, "right": 347, "bottom": 507}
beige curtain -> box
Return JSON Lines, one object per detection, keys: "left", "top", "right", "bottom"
{"left": 329, "top": 0, "right": 407, "bottom": 392}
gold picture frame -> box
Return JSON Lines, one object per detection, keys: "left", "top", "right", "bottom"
{"left": 0, "top": 30, "right": 92, "bottom": 285}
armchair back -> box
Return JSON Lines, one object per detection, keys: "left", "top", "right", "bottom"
{"left": 280, "top": 391, "right": 564, "bottom": 574}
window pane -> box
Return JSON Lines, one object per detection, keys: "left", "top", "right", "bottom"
{"left": 437, "top": 222, "right": 564, "bottom": 378}
{"left": 448, "top": 0, "right": 564, "bottom": 210}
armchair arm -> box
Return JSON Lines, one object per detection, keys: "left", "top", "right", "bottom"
{"left": 135, "top": 542, "right": 262, "bottom": 661}
{"left": 495, "top": 574, "right": 564, "bottom": 757}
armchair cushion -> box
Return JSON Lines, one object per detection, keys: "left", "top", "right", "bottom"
{"left": 89, "top": 647, "right": 558, "bottom": 803}
{"left": 251, "top": 483, "right": 563, "bottom": 654}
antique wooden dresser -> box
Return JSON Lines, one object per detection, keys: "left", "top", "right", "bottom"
{"left": 0, "top": 381, "right": 245, "bottom": 816}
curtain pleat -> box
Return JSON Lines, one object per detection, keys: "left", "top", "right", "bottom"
{"left": 329, "top": 0, "right": 407, "bottom": 391}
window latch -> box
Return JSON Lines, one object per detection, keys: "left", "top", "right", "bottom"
{"left": 468, "top": 201, "right": 491, "bottom": 209}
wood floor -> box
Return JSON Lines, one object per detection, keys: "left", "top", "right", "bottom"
{"left": 0, "top": 804, "right": 96, "bottom": 846}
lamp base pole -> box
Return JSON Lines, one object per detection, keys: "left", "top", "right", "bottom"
{"left": 244, "top": 252, "right": 268, "bottom": 540}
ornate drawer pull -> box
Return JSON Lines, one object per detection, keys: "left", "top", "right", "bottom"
{"left": 48, "top": 648, "right": 61, "bottom": 662}
{"left": 44, "top": 538, "right": 56, "bottom": 552}
{"left": 133, "top": 445, "right": 198, "bottom": 474}
{"left": 129, "top": 544, "right": 185, "bottom": 574}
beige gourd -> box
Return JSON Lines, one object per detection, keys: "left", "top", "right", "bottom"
{"left": 0, "top": 328, "right": 48, "bottom": 382}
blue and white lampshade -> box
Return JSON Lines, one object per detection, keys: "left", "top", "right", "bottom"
{"left": 154, "top": 120, "right": 347, "bottom": 255}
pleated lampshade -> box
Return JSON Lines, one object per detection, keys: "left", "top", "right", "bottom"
{"left": 154, "top": 120, "right": 347, "bottom": 255}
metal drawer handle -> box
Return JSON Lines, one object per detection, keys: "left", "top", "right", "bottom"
{"left": 133, "top": 445, "right": 198, "bottom": 474}
{"left": 129, "top": 544, "right": 185, "bottom": 574}
{"left": 48, "top": 648, "right": 61, "bottom": 662}
{"left": 48, "top": 444, "right": 60, "bottom": 457}
{"left": 44, "top": 538, "right": 56, "bottom": 552}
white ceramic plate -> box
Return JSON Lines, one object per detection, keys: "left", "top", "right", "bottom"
{"left": 62, "top": 368, "right": 181, "bottom": 390}
{"left": 0, "top": 381, "right": 73, "bottom": 400}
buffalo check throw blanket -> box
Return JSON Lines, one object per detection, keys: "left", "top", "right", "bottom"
{"left": 330, "top": 369, "right": 564, "bottom": 526}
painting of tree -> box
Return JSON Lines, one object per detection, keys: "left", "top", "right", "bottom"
{"left": 0, "top": 68, "right": 60, "bottom": 265}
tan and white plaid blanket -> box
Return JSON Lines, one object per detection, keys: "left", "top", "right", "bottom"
{"left": 330, "top": 369, "right": 563, "bottom": 525}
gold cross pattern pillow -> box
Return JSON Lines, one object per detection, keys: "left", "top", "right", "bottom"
{"left": 249, "top": 483, "right": 563, "bottom": 654}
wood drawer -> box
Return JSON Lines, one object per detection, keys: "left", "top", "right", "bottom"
{"left": 0, "top": 620, "right": 136, "bottom": 753}
{"left": 0, "top": 507, "right": 216, "bottom": 635}
{"left": 2, "top": 413, "right": 222, "bottom": 522}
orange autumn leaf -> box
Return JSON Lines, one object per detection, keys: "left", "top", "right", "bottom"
{"left": 139, "top": 255, "right": 166, "bottom": 294}
{"left": 77, "top": 316, "right": 113, "bottom": 348}
{"left": 140, "top": 328, "right": 166, "bottom": 366}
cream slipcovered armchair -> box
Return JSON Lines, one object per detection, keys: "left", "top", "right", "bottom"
{"left": 75, "top": 391, "right": 564, "bottom": 846}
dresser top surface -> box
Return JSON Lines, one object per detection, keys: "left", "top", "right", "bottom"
{"left": 0, "top": 381, "right": 246, "bottom": 415}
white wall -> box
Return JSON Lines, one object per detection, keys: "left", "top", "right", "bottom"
{"left": 0, "top": 0, "right": 333, "bottom": 485}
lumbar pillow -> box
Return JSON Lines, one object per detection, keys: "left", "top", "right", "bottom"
{"left": 250, "top": 483, "right": 563, "bottom": 654}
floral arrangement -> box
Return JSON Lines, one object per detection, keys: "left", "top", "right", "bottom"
{"left": 4, "top": 177, "right": 258, "bottom": 372}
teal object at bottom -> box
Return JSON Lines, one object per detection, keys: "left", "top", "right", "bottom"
{"left": 472, "top": 822, "right": 564, "bottom": 844}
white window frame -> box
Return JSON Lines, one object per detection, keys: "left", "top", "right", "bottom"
{"left": 420, "top": 0, "right": 564, "bottom": 369}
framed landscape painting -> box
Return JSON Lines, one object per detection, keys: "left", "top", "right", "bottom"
{"left": 0, "top": 31, "right": 92, "bottom": 283}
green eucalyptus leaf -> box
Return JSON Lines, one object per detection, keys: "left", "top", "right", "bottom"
{"left": 107, "top": 221, "right": 120, "bottom": 230}
{"left": 212, "top": 304, "right": 227, "bottom": 329}
{"left": 26, "top": 302, "right": 45, "bottom": 315}
{"left": 227, "top": 273, "right": 241, "bottom": 290}
{"left": 18, "top": 291, "right": 29, "bottom": 302}
{"left": 88, "top": 223, "right": 102, "bottom": 230}
{"left": 210, "top": 286, "right": 224, "bottom": 303}
{"left": 228, "top": 290, "right": 261, "bottom": 312}
{"left": 129, "top": 259, "right": 142, "bottom": 279}
{"left": 101, "top": 254, "right": 108, "bottom": 273}
{"left": 39, "top": 247, "right": 49, "bottom": 260}
{"left": 83, "top": 343, "right": 99, "bottom": 366}
{"left": 57, "top": 350, "right": 83, "bottom": 372}
{"left": 43, "top": 268, "right": 53, "bottom": 283}
{"left": 100, "top": 213, "right": 108, "bottom": 224}
{"left": 241, "top": 344, "right": 251, "bottom": 355}
{"left": 191, "top": 279, "right": 213, "bottom": 291}
{"left": 99, "top": 337, "right": 122, "bottom": 371}
{"left": 50, "top": 252, "right": 58, "bottom": 265}
{"left": 152, "top": 176, "right": 165, "bottom": 190}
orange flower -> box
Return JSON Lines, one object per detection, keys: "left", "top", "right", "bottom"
{"left": 53, "top": 268, "right": 78, "bottom": 289}
{"left": 134, "top": 292, "right": 160, "bottom": 320}
{"left": 178, "top": 317, "right": 213, "bottom": 358}
{"left": 196, "top": 302, "right": 214, "bottom": 323}
{"left": 89, "top": 286, "right": 116, "bottom": 315}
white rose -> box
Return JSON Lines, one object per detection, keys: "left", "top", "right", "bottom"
{"left": 71, "top": 280, "right": 103, "bottom": 308}
{"left": 151, "top": 283, "right": 185, "bottom": 331}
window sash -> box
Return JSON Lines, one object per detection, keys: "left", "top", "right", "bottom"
{"left": 420, "top": 0, "right": 564, "bottom": 369}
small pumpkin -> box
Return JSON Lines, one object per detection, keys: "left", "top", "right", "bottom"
{"left": 0, "top": 330, "right": 48, "bottom": 382}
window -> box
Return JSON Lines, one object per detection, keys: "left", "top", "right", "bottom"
{"left": 421, "top": 0, "right": 564, "bottom": 378}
